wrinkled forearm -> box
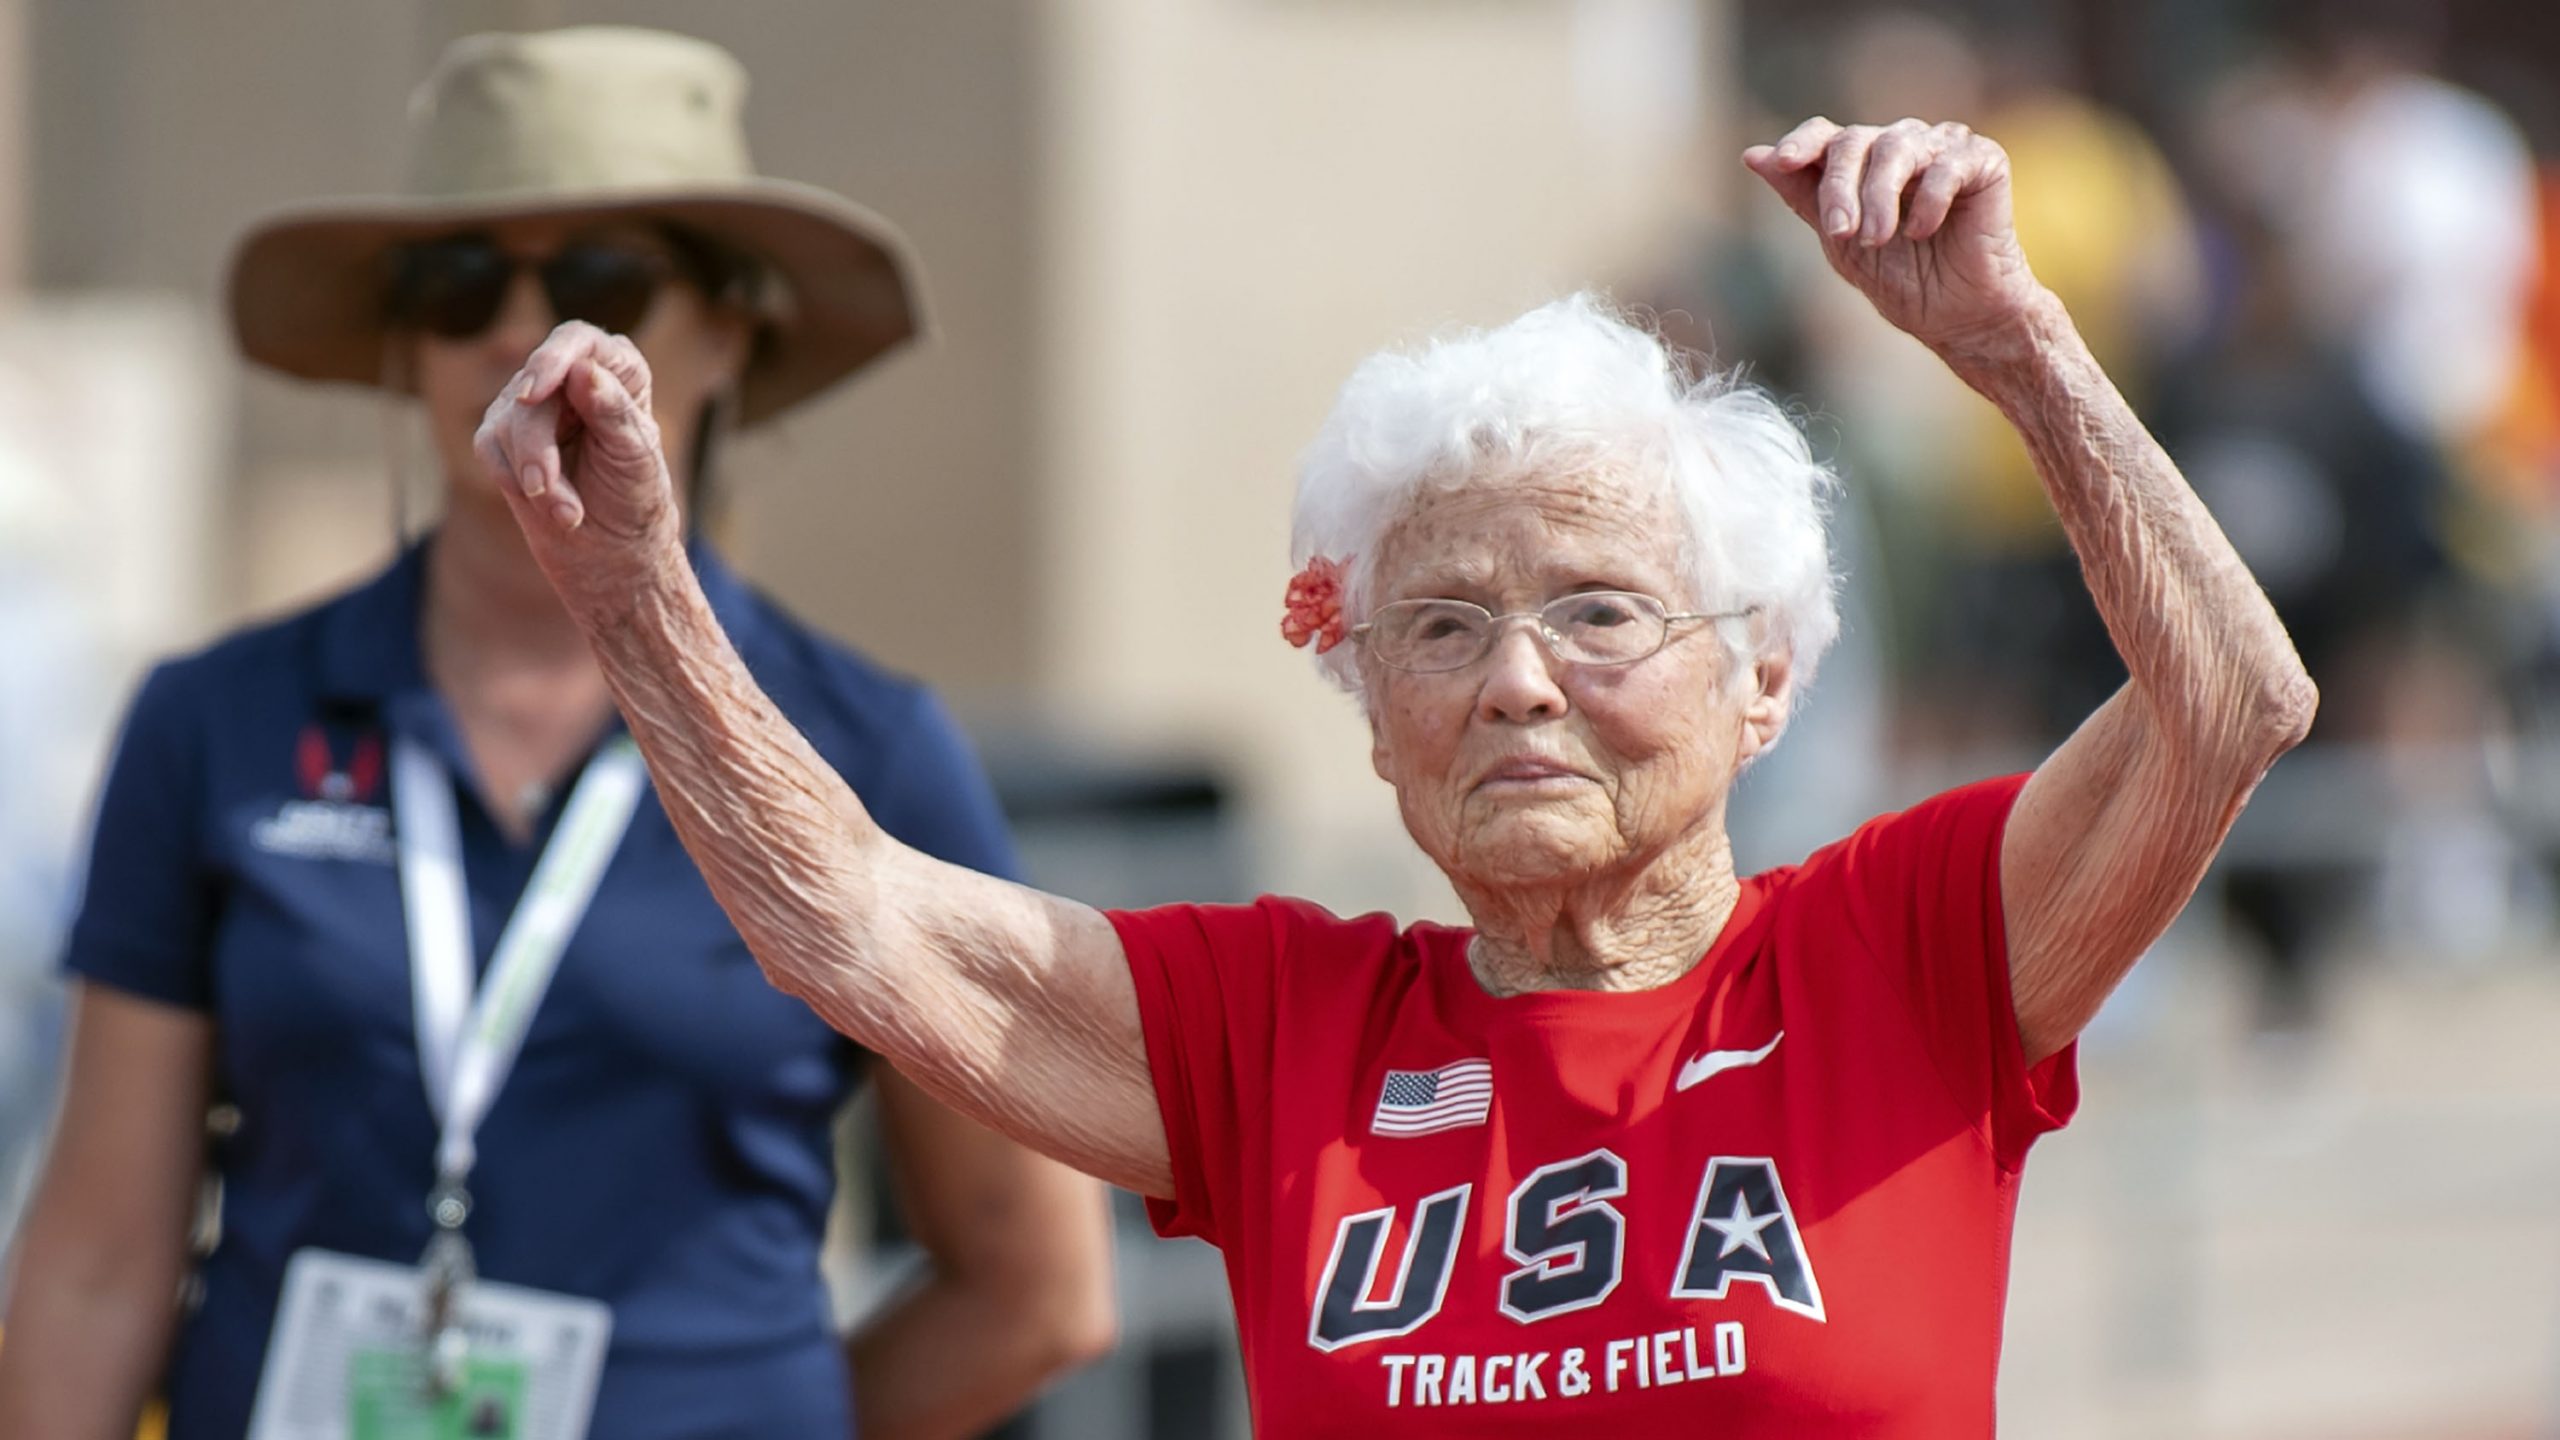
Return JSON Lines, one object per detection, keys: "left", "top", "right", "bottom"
{"left": 1938, "top": 292, "right": 2316, "bottom": 758}
{"left": 579, "top": 554, "right": 989, "bottom": 1076}
{"left": 1957, "top": 293, "right": 2318, "bottom": 1060}
{"left": 568, "top": 550, "right": 1168, "bottom": 1192}
{"left": 586, "top": 546, "right": 897, "bottom": 998}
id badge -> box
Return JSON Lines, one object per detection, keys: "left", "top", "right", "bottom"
{"left": 245, "top": 1250, "right": 611, "bottom": 1440}
{"left": 348, "top": 1349, "right": 528, "bottom": 1439}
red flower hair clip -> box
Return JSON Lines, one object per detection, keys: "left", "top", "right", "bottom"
{"left": 1281, "top": 554, "right": 1350, "bottom": 655}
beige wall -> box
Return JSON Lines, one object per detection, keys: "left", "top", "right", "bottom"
{"left": 0, "top": 0, "right": 24, "bottom": 301}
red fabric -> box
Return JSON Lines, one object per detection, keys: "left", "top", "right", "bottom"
{"left": 1112, "top": 775, "right": 2075, "bottom": 1437}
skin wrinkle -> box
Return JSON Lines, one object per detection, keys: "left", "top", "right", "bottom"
{"left": 1945, "top": 293, "right": 2317, "bottom": 1063}
{"left": 594, "top": 566, "right": 1172, "bottom": 1195}
{"left": 1737, "top": 114, "right": 2310, "bottom": 1067}
{"left": 1361, "top": 475, "right": 1782, "bottom": 997}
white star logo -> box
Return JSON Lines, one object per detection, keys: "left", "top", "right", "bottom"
{"left": 1702, "top": 1190, "right": 1780, "bottom": 1262}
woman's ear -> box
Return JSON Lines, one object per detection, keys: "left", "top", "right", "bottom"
{"left": 1736, "top": 650, "right": 1794, "bottom": 763}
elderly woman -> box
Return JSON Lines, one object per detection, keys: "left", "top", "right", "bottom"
{"left": 478, "top": 119, "right": 2312, "bottom": 1433}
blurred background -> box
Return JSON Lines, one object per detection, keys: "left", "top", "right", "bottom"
{"left": 2, "top": 0, "right": 2559, "bottom": 1435}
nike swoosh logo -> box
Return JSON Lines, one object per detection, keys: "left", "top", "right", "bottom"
{"left": 1674, "top": 1031, "right": 1784, "bottom": 1092}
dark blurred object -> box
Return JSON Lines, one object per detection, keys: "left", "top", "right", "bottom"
{"left": 981, "top": 732, "right": 1248, "bottom": 911}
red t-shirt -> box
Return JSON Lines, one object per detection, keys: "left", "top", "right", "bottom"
{"left": 1111, "top": 776, "right": 2077, "bottom": 1437}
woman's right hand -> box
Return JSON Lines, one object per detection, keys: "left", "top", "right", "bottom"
{"left": 473, "top": 320, "right": 687, "bottom": 614}
{"left": 1743, "top": 117, "right": 2046, "bottom": 359}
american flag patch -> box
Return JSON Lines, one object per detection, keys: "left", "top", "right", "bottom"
{"left": 1370, "top": 1059, "right": 1494, "bottom": 1137}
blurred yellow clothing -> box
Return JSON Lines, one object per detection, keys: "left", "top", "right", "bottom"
{"left": 1954, "top": 92, "right": 2199, "bottom": 549}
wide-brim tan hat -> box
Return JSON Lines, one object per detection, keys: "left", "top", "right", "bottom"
{"left": 226, "top": 25, "right": 923, "bottom": 426}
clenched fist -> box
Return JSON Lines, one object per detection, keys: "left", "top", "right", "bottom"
{"left": 474, "top": 320, "right": 685, "bottom": 608}
{"left": 1744, "top": 117, "right": 2045, "bottom": 354}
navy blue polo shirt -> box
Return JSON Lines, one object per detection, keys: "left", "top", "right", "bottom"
{"left": 63, "top": 539, "right": 1021, "bottom": 1439}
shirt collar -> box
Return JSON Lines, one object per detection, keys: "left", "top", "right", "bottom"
{"left": 313, "top": 541, "right": 431, "bottom": 708}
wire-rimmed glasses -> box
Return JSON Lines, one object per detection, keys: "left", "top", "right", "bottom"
{"left": 1350, "top": 591, "right": 1755, "bottom": 673}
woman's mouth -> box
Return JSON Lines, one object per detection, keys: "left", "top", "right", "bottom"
{"left": 1476, "top": 758, "right": 1589, "bottom": 792}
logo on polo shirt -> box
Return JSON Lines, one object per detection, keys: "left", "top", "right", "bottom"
{"left": 295, "top": 723, "right": 382, "bottom": 804}
{"left": 252, "top": 723, "right": 393, "bottom": 863}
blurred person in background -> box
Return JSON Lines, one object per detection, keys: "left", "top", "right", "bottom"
{"left": 471, "top": 114, "right": 2312, "bottom": 1434}
{"left": 0, "top": 26, "right": 1111, "bottom": 1440}
{"left": 2208, "top": 4, "right": 2552, "bottom": 980}
{"left": 2277, "top": 1, "right": 2539, "bottom": 460}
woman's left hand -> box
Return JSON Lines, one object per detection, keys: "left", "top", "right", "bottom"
{"left": 1744, "top": 117, "right": 2042, "bottom": 353}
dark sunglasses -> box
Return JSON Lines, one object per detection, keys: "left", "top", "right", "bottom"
{"left": 386, "top": 235, "right": 682, "bottom": 339}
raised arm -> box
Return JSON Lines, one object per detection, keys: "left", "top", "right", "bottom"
{"left": 1747, "top": 118, "right": 2317, "bottom": 1064}
{"left": 474, "top": 327, "right": 1172, "bottom": 1195}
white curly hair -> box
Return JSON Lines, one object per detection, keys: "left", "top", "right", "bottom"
{"left": 1289, "top": 293, "right": 1841, "bottom": 719}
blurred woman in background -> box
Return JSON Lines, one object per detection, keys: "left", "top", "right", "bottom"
{"left": 0, "top": 26, "right": 1111, "bottom": 1440}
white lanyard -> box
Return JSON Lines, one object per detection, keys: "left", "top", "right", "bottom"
{"left": 392, "top": 732, "right": 649, "bottom": 1186}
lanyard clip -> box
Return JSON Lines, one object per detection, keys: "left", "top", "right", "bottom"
{"left": 419, "top": 1175, "right": 477, "bottom": 1398}
{"left": 428, "top": 1172, "right": 473, "bottom": 1232}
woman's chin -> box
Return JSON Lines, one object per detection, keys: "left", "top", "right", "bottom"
{"left": 1439, "top": 809, "right": 1616, "bottom": 890}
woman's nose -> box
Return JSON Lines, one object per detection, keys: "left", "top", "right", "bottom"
{"left": 1475, "top": 622, "right": 1569, "bottom": 723}
{"left": 480, "top": 269, "right": 555, "bottom": 357}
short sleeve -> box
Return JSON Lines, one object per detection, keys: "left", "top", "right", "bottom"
{"left": 61, "top": 662, "right": 218, "bottom": 1011}
{"left": 1106, "top": 897, "right": 1295, "bottom": 1249}
{"left": 1819, "top": 775, "right": 2077, "bottom": 1169}
{"left": 864, "top": 688, "right": 1024, "bottom": 883}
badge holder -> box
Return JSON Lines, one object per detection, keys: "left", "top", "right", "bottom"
{"left": 244, "top": 1223, "right": 608, "bottom": 1440}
